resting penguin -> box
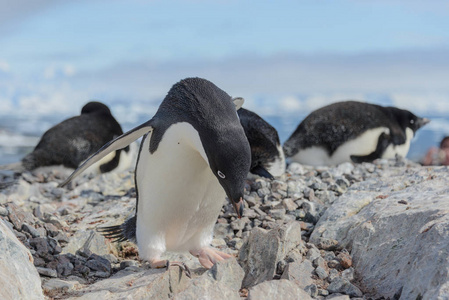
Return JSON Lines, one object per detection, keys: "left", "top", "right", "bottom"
{"left": 238, "top": 107, "right": 286, "bottom": 178}
{"left": 12, "top": 101, "right": 134, "bottom": 174}
{"left": 283, "top": 101, "right": 429, "bottom": 166}
{"left": 60, "top": 78, "right": 251, "bottom": 273}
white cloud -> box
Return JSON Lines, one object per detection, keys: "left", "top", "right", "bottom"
{"left": 0, "top": 60, "right": 10, "bottom": 72}
{"left": 43, "top": 66, "right": 55, "bottom": 79}
{"left": 390, "top": 92, "right": 449, "bottom": 115}
{"left": 43, "top": 64, "right": 76, "bottom": 79}
{"left": 280, "top": 96, "right": 302, "bottom": 112}
{"left": 63, "top": 64, "right": 75, "bottom": 77}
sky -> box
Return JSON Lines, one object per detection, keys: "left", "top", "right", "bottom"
{"left": 1, "top": 0, "right": 449, "bottom": 125}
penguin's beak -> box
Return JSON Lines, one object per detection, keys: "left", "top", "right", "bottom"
{"left": 232, "top": 197, "right": 244, "bottom": 219}
{"left": 418, "top": 118, "right": 430, "bottom": 128}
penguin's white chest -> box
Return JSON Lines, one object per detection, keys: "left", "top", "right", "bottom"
{"left": 135, "top": 123, "right": 225, "bottom": 254}
{"left": 290, "top": 127, "right": 414, "bottom": 166}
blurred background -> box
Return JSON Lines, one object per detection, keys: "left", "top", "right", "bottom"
{"left": 1, "top": 0, "right": 449, "bottom": 164}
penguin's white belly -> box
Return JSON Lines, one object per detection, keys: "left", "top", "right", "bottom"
{"left": 265, "top": 144, "right": 286, "bottom": 177}
{"left": 382, "top": 127, "right": 414, "bottom": 159}
{"left": 135, "top": 123, "right": 225, "bottom": 257}
{"left": 290, "top": 127, "right": 390, "bottom": 166}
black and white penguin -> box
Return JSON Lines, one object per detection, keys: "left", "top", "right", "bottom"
{"left": 17, "top": 101, "right": 134, "bottom": 173}
{"left": 283, "top": 101, "right": 429, "bottom": 166}
{"left": 60, "top": 78, "right": 251, "bottom": 273}
{"left": 238, "top": 107, "right": 285, "bottom": 178}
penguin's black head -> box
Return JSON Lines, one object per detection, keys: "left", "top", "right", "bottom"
{"left": 81, "top": 101, "right": 112, "bottom": 115}
{"left": 389, "top": 107, "right": 430, "bottom": 133}
{"left": 205, "top": 131, "right": 251, "bottom": 219}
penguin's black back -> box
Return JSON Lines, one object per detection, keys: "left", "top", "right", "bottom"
{"left": 149, "top": 78, "right": 249, "bottom": 166}
{"left": 237, "top": 108, "right": 281, "bottom": 172}
{"left": 22, "top": 101, "right": 125, "bottom": 170}
{"left": 283, "top": 101, "right": 413, "bottom": 157}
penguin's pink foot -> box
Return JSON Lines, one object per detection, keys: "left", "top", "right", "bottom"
{"left": 189, "top": 247, "right": 232, "bottom": 269}
{"left": 149, "top": 258, "right": 191, "bottom": 278}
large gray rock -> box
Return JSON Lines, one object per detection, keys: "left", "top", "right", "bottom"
{"left": 239, "top": 222, "right": 303, "bottom": 288}
{"left": 0, "top": 219, "right": 44, "bottom": 300}
{"left": 311, "top": 166, "right": 449, "bottom": 299}
{"left": 248, "top": 279, "right": 312, "bottom": 300}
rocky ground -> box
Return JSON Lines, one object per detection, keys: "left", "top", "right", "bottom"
{"left": 0, "top": 157, "right": 448, "bottom": 299}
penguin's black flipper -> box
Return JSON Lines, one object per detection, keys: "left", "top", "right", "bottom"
{"left": 250, "top": 165, "right": 275, "bottom": 180}
{"left": 97, "top": 216, "right": 137, "bottom": 243}
{"left": 351, "top": 132, "right": 391, "bottom": 163}
{"left": 60, "top": 121, "right": 154, "bottom": 187}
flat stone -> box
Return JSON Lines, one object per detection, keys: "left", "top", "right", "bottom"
{"left": 315, "top": 266, "right": 328, "bottom": 280}
{"left": 120, "top": 260, "right": 139, "bottom": 270}
{"left": 337, "top": 252, "right": 352, "bottom": 269}
{"left": 306, "top": 246, "right": 321, "bottom": 261}
{"left": 37, "top": 267, "right": 58, "bottom": 278}
{"left": 86, "top": 254, "right": 111, "bottom": 273}
{"left": 304, "top": 284, "right": 319, "bottom": 298}
{"left": 22, "top": 223, "right": 41, "bottom": 238}
{"left": 315, "top": 238, "right": 340, "bottom": 251}
{"left": 174, "top": 278, "right": 240, "bottom": 300}
{"left": 327, "top": 277, "right": 363, "bottom": 297}
{"left": 62, "top": 230, "right": 110, "bottom": 256}
{"left": 282, "top": 198, "right": 298, "bottom": 211}
{"left": 7, "top": 203, "right": 34, "bottom": 230}
{"left": 248, "top": 279, "right": 312, "bottom": 300}
{"left": 204, "top": 258, "right": 244, "bottom": 290}
{"left": 281, "top": 259, "right": 314, "bottom": 289}
{"left": 325, "top": 294, "right": 350, "bottom": 300}
{"left": 42, "top": 279, "right": 80, "bottom": 298}
{"left": 270, "top": 208, "right": 286, "bottom": 220}
{"left": 0, "top": 206, "right": 8, "bottom": 216}
{"left": 65, "top": 266, "right": 189, "bottom": 300}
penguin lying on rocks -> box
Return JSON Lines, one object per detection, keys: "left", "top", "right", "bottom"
{"left": 283, "top": 100, "right": 429, "bottom": 166}
{"left": 1, "top": 101, "right": 134, "bottom": 174}
{"left": 238, "top": 107, "right": 285, "bottom": 179}
{"left": 60, "top": 78, "right": 251, "bottom": 276}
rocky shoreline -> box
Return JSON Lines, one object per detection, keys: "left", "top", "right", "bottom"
{"left": 1, "top": 158, "right": 448, "bottom": 299}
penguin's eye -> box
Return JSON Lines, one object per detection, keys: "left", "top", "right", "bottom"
{"left": 217, "top": 170, "right": 226, "bottom": 179}
{"left": 410, "top": 119, "right": 415, "bottom": 124}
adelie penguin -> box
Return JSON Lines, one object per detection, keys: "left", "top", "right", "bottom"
{"left": 283, "top": 101, "right": 429, "bottom": 166}
{"left": 238, "top": 107, "right": 285, "bottom": 178}
{"left": 60, "top": 78, "right": 252, "bottom": 275}
{"left": 1, "top": 101, "right": 135, "bottom": 174}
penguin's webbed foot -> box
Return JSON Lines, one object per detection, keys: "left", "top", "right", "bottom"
{"left": 149, "top": 259, "right": 191, "bottom": 278}
{"left": 190, "top": 247, "right": 232, "bottom": 269}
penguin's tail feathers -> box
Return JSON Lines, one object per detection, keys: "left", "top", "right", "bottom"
{"left": 0, "top": 162, "right": 25, "bottom": 173}
{"left": 97, "top": 216, "right": 136, "bottom": 243}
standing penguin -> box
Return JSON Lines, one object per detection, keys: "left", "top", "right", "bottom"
{"left": 283, "top": 101, "right": 429, "bottom": 166}
{"left": 9, "top": 101, "right": 134, "bottom": 173}
{"left": 60, "top": 78, "right": 251, "bottom": 272}
{"left": 238, "top": 108, "right": 285, "bottom": 178}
